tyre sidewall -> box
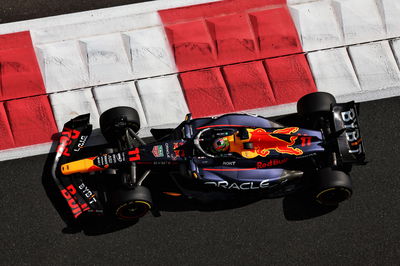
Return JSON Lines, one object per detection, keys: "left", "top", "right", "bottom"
{"left": 100, "top": 107, "right": 140, "bottom": 143}
{"left": 111, "top": 186, "right": 153, "bottom": 220}
{"left": 312, "top": 168, "right": 352, "bottom": 205}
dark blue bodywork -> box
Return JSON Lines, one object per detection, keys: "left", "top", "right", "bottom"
{"left": 174, "top": 114, "right": 326, "bottom": 193}
{"left": 53, "top": 100, "right": 365, "bottom": 218}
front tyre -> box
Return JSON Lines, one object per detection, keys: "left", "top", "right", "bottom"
{"left": 111, "top": 186, "right": 153, "bottom": 220}
{"left": 313, "top": 168, "right": 352, "bottom": 206}
{"left": 100, "top": 106, "right": 140, "bottom": 144}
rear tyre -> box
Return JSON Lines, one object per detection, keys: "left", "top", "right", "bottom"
{"left": 313, "top": 168, "right": 352, "bottom": 206}
{"left": 297, "top": 92, "right": 336, "bottom": 116}
{"left": 111, "top": 186, "right": 153, "bottom": 221}
{"left": 100, "top": 107, "right": 140, "bottom": 144}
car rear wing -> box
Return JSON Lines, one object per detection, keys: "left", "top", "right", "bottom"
{"left": 332, "top": 101, "right": 366, "bottom": 164}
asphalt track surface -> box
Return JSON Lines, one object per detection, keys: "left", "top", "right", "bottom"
{"left": 1, "top": 1, "right": 400, "bottom": 265}
{"left": 0, "top": 96, "right": 398, "bottom": 265}
{"left": 0, "top": 0, "right": 155, "bottom": 23}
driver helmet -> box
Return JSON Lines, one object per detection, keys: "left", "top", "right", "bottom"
{"left": 212, "top": 137, "right": 230, "bottom": 153}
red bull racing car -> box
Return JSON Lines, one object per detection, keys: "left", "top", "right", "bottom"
{"left": 52, "top": 92, "right": 365, "bottom": 221}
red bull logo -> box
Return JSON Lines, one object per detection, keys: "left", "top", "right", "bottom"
{"left": 233, "top": 127, "right": 303, "bottom": 158}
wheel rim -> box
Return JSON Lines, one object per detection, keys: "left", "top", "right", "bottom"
{"left": 116, "top": 201, "right": 151, "bottom": 220}
{"left": 316, "top": 187, "right": 352, "bottom": 205}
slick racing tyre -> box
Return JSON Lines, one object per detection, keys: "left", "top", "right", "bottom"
{"left": 100, "top": 106, "right": 140, "bottom": 144}
{"left": 313, "top": 167, "right": 352, "bottom": 206}
{"left": 297, "top": 92, "right": 336, "bottom": 117}
{"left": 111, "top": 186, "right": 153, "bottom": 221}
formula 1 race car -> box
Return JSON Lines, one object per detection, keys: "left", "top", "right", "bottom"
{"left": 52, "top": 92, "right": 365, "bottom": 221}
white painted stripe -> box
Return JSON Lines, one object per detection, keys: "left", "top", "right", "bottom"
{"left": 307, "top": 48, "right": 361, "bottom": 96}
{"left": 0, "top": 0, "right": 221, "bottom": 35}
{"left": 35, "top": 40, "right": 90, "bottom": 93}
{"left": 126, "top": 26, "right": 176, "bottom": 79}
{"left": 391, "top": 39, "right": 400, "bottom": 66}
{"left": 380, "top": 0, "right": 400, "bottom": 39}
{"left": 30, "top": 12, "right": 162, "bottom": 45}
{"left": 82, "top": 33, "right": 133, "bottom": 85}
{"left": 36, "top": 26, "right": 177, "bottom": 93}
{"left": 0, "top": 142, "right": 53, "bottom": 162}
{"left": 136, "top": 75, "right": 189, "bottom": 127}
{"left": 289, "top": 1, "right": 343, "bottom": 51}
{"left": 288, "top": 0, "right": 319, "bottom": 4}
{"left": 50, "top": 89, "right": 100, "bottom": 131}
{"left": 348, "top": 41, "right": 400, "bottom": 91}
{"left": 334, "top": 0, "right": 386, "bottom": 45}
{"left": 289, "top": 0, "right": 400, "bottom": 52}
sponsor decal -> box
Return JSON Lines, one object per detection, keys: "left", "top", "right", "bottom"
{"left": 242, "top": 128, "right": 303, "bottom": 158}
{"left": 116, "top": 153, "right": 123, "bottom": 163}
{"left": 163, "top": 142, "right": 185, "bottom": 160}
{"left": 223, "top": 161, "right": 236, "bottom": 166}
{"left": 128, "top": 148, "right": 141, "bottom": 161}
{"left": 73, "top": 135, "right": 88, "bottom": 152}
{"left": 98, "top": 152, "right": 126, "bottom": 165}
{"left": 78, "top": 183, "right": 97, "bottom": 205}
{"left": 152, "top": 145, "right": 164, "bottom": 158}
{"left": 341, "top": 108, "right": 362, "bottom": 154}
{"left": 153, "top": 161, "right": 178, "bottom": 165}
{"left": 172, "top": 142, "right": 185, "bottom": 159}
{"left": 204, "top": 179, "right": 270, "bottom": 190}
{"left": 60, "top": 184, "right": 89, "bottom": 218}
{"left": 96, "top": 156, "right": 104, "bottom": 167}
{"left": 56, "top": 128, "right": 80, "bottom": 157}
{"left": 165, "top": 143, "right": 170, "bottom": 158}
{"left": 96, "top": 152, "right": 125, "bottom": 167}
{"left": 256, "top": 158, "right": 289, "bottom": 168}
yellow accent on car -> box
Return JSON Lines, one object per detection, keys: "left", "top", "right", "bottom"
{"left": 61, "top": 158, "right": 96, "bottom": 175}
{"left": 134, "top": 200, "right": 152, "bottom": 209}
{"left": 316, "top": 187, "right": 352, "bottom": 204}
{"left": 316, "top": 187, "right": 337, "bottom": 200}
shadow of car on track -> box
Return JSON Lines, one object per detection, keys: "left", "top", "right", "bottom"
{"left": 282, "top": 191, "right": 338, "bottom": 221}
{"left": 41, "top": 141, "right": 337, "bottom": 235}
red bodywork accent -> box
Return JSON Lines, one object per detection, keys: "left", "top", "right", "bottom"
{"left": 248, "top": 127, "right": 303, "bottom": 156}
{"left": 56, "top": 127, "right": 81, "bottom": 157}
{"left": 88, "top": 164, "right": 108, "bottom": 172}
{"left": 128, "top": 148, "right": 141, "bottom": 161}
{"left": 60, "top": 184, "right": 90, "bottom": 218}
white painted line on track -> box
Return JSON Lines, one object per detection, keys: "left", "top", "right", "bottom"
{"left": 348, "top": 41, "right": 400, "bottom": 92}
{"left": 0, "top": 0, "right": 222, "bottom": 34}
{"left": 35, "top": 40, "right": 90, "bottom": 92}
{"left": 307, "top": 48, "right": 361, "bottom": 96}
{"left": 50, "top": 89, "right": 100, "bottom": 131}
{"left": 136, "top": 75, "right": 189, "bottom": 127}
{"left": 289, "top": 1, "right": 343, "bottom": 51}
